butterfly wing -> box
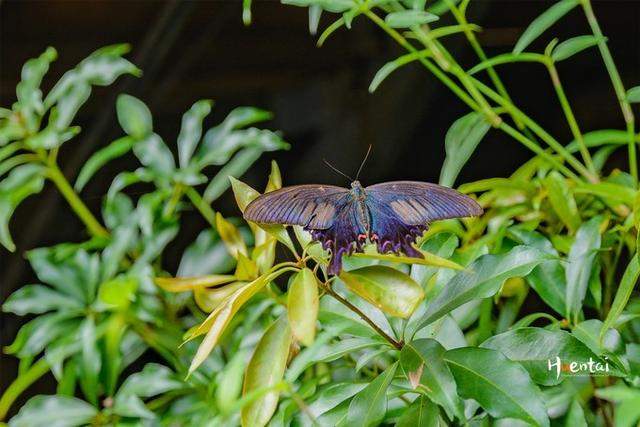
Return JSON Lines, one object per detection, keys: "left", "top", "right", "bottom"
{"left": 365, "top": 181, "right": 482, "bottom": 257}
{"left": 243, "top": 184, "right": 349, "bottom": 229}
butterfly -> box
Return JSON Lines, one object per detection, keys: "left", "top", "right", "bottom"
{"left": 243, "top": 179, "right": 482, "bottom": 275}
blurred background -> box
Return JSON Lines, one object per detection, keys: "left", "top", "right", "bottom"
{"left": 1, "top": 0, "right": 639, "bottom": 401}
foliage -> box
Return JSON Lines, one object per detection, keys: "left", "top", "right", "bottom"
{"left": 3, "top": 0, "right": 640, "bottom": 425}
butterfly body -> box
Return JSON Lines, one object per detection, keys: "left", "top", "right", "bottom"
{"left": 244, "top": 180, "right": 482, "bottom": 274}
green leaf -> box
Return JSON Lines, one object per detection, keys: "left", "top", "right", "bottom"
{"left": 626, "top": 86, "right": 640, "bottom": 103}
{"left": 573, "top": 182, "right": 636, "bottom": 205}
{"left": 302, "top": 382, "right": 366, "bottom": 420}
{"left": 418, "top": 246, "right": 548, "bottom": 328}
{"left": 508, "top": 228, "right": 566, "bottom": 315}
{"left": 349, "top": 249, "right": 463, "bottom": 270}
{"left": 444, "top": 347, "right": 549, "bottom": 427}
{"left": 565, "top": 216, "right": 602, "bottom": 321}
{"left": 369, "top": 50, "right": 431, "bottom": 93}
{"left": 565, "top": 399, "right": 588, "bottom": 427}
{"left": 601, "top": 254, "right": 640, "bottom": 342}
{"left": 339, "top": 266, "right": 424, "bottom": 318}
{"left": 544, "top": 171, "right": 580, "bottom": 233}
{"left": 203, "top": 147, "right": 263, "bottom": 203}
{"left": 2, "top": 284, "right": 81, "bottom": 315}
{"left": 346, "top": 362, "right": 398, "bottom": 427}
{"left": 98, "top": 276, "right": 138, "bottom": 309}
{"left": 513, "top": 0, "right": 578, "bottom": 54}
{"left": 230, "top": 176, "right": 261, "bottom": 212}
{"left": 177, "top": 99, "right": 212, "bottom": 168}
{"left": 216, "top": 349, "right": 248, "bottom": 412}
{"left": 551, "top": 35, "right": 601, "bottom": 62}
{"left": 132, "top": 133, "right": 175, "bottom": 175}
{"left": 177, "top": 229, "right": 236, "bottom": 276}
{"left": 385, "top": 10, "right": 439, "bottom": 28}
{"left": 78, "top": 318, "right": 101, "bottom": 405}
{"left": 468, "top": 52, "right": 546, "bottom": 75}
{"left": 400, "top": 339, "right": 464, "bottom": 420}
{"left": 396, "top": 395, "right": 439, "bottom": 427}
{"left": 116, "top": 94, "right": 152, "bottom": 139}
{"left": 8, "top": 395, "right": 98, "bottom": 427}
{"left": 288, "top": 268, "right": 319, "bottom": 346}
{"left": 439, "top": 112, "right": 491, "bottom": 187}
{"left": 242, "top": 316, "right": 292, "bottom": 427}
{"left": 75, "top": 136, "right": 136, "bottom": 191}
{"left": 481, "top": 327, "right": 613, "bottom": 386}
{"left": 0, "top": 164, "right": 46, "bottom": 251}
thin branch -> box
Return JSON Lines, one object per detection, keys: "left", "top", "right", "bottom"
{"left": 323, "top": 282, "right": 403, "bottom": 350}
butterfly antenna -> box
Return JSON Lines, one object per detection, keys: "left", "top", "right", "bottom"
{"left": 323, "top": 159, "right": 354, "bottom": 182}
{"left": 355, "top": 144, "right": 372, "bottom": 180}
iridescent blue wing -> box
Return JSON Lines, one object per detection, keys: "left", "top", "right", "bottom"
{"left": 244, "top": 184, "right": 349, "bottom": 229}
{"left": 365, "top": 181, "right": 482, "bottom": 257}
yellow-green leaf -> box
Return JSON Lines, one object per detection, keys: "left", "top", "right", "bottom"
{"left": 544, "top": 171, "right": 580, "bottom": 233}
{"left": 242, "top": 316, "right": 292, "bottom": 427}
{"left": 235, "top": 252, "right": 259, "bottom": 281}
{"left": 287, "top": 268, "right": 319, "bottom": 346}
{"left": 230, "top": 176, "right": 260, "bottom": 213}
{"left": 155, "top": 274, "right": 236, "bottom": 292}
{"left": 340, "top": 266, "right": 424, "bottom": 318}
{"left": 252, "top": 237, "right": 277, "bottom": 274}
{"left": 216, "top": 212, "right": 248, "bottom": 259}
{"left": 351, "top": 250, "right": 463, "bottom": 270}
{"left": 194, "top": 281, "right": 247, "bottom": 312}
{"left": 265, "top": 160, "right": 282, "bottom": 193}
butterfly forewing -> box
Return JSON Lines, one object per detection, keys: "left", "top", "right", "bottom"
{"left": 243, "top": 184, "right": 349, "bottom": 229}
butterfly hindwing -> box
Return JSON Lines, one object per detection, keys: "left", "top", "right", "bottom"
{"left": 365, "top": 181, "right": 482, "bottom": 257}
{"left": 365, "top": 181, "right": 483, "bottom": 225}
{"left": 244, "top": 184, "right": 349, "bottom": 229}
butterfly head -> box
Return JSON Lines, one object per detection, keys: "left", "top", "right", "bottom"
{"left": 350, "top": 180, "right": 365, "bottom": 199}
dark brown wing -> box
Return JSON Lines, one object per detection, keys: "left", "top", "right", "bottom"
{"left": 243, "top": 184, "right": 350, "bottom": 229}
{"left": 365, "top": 181, "right": 483, "bottom": 226}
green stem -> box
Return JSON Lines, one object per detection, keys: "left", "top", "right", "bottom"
{"left": 0, "top": 357, "right": 51, "bottom": 420}
{"left": 546, "top": 60, "right": 597, "bottom": 178}
{"left": 364, "top": 8, "right": 585, "bottom": 181}
{"left": 47, "top": 162, "right": 109, "bottom": 238}
{"left": 163, "top": 183, "right": 184, "bottom": 219}
{"left": 444, "top": 0, "right": 523, "bottom": 128}
{"left": 185, "top": 187, "right": 216, "bottom": 227}
{"left": 581, "top": 0, "right": 636, "bottom": 180}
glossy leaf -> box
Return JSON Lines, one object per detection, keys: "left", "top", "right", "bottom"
{"left": 369, "top": 50, "right": 430, "bottom": 93}
{"left": 396, "top": 395, "right": 439, "bottom": 427}
{"left": 132, "top": 133, "right": 175, "bottom": 175}
{"left": 216, "top": 349, "right": 248, "bottom": 412}
{"left": 242, "top": 316, "right": 292, "bottom": 427}
{"left": 385, "top": 10, "right": 438, "bottom": 28}
{"left": 418, "top": 246, "right": 548, "bottom": 328}
{"left": 288, "top": 268, "right": 319, "bottom": 346}
{"left": 177, "top": 99, "right": 212, "bottom": 168}
{"left": 346, "top": 362, "right": 398, "bottom": 427}
{"left": 302, "top": 382, "right": 366, "bottom": 420}
{"left": 216, "top": 212, "right": 248, "bottom": 259}
{"left": 230, "top": 176, "right": 261, "bottom": 212}
{"left": 439, "top": 112, "right": 491, "bottom": 188}
{"left": 177, "top": 229, "right": 236, "bottom": 276}
{"left": 155, "top": 274, "right": 236, "bottom": 292}
{"left": 400, "top": 339, "right": 464, "bottom": 420}
{"left": 444, "top": 347, "right": 549, "bottom": 427}
{"left": 0, "top": 164, "right": 45, "bottom": 251}
{"left": 627, "top": 86, "right": 640, "bottom": 103}
{"left": 8, "top": 395, "right": 98, "bottom": 427}
{"left": 350, "top": 249, "right": 463, "bottom": 270}
{"left": 79, "top": 318, "right": 101, "bottom": 405}
{"left": 551, "top": 35, "right": 601, "bottom": 62}
{"left": 513, "top": 0, "right": 578, "bottom": 54}
{"left": 75, "top": 136, "right": 136, "bottom": 191}
{"left": 481, "top": 327, "right": 609, "bottom": 386}
{"left": 340, "top": 266, "right": 424, "bottom": 318}
{"left": 544, "top": 171, "right": 580, "bottom": 233}
{"left": 2, "top": 284, "right": 81, "bottom": 315}
{"left": 565, "top": 216, "right": 602, "bottom": 321}
{"left": 601, "top": 254, "right": 640, "bottom": 341}
{"left": 116, "top": 94, "right": 152, "bottom": 139}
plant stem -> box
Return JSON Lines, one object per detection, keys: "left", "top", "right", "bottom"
{"left": 46, "top": 161, "right": 109, "bottom": 238}
{"left": 163, "top": 183, "right": 184, "bottom": 219}
{"left": 581, "top": 0, "right": 636, "bottom": 180}
{"left": 323, "top": 282, "right": 403, "bottom": 350}
{"left": 364, "top": 9, "right": 587, "bottom": 181}
{"left": 546, "top": 60, "right": 597, "bottom": 178}
{"left": 0, "top": 357, "right": 50, "bottom": 420}
{"left": 185, "top": 187, "right": 216, "bottom": 227}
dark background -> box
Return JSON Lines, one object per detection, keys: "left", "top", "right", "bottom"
{"left": 1, "top": 0, "right": 639, "bottom": 404}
